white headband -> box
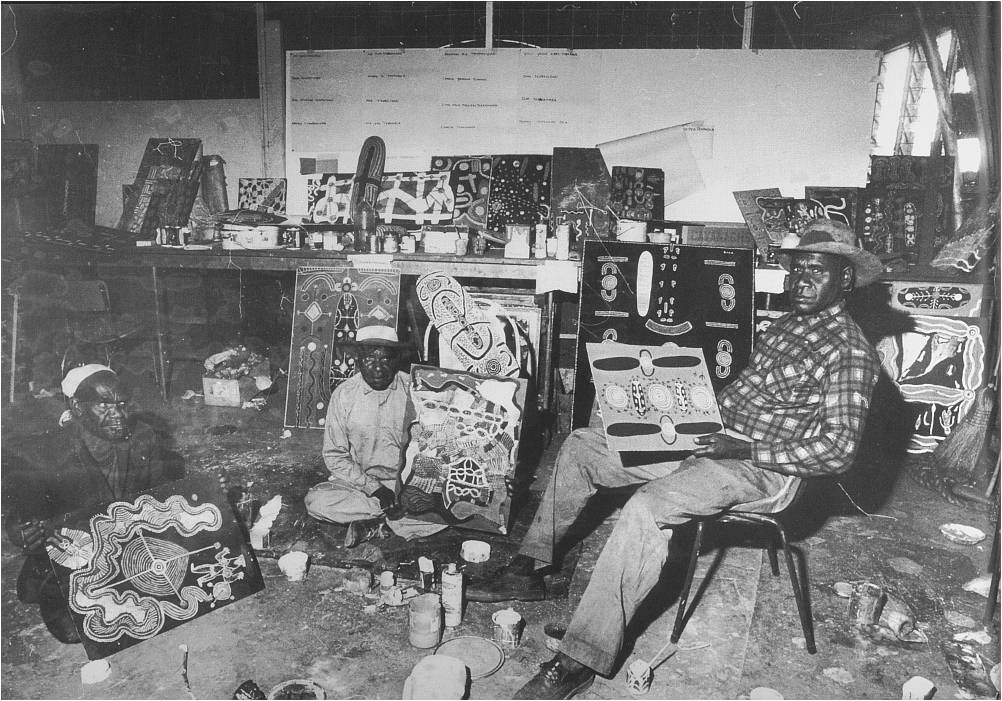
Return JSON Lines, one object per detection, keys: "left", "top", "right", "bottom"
{"left": 61, "top": 364, "right": 115, "bottom": 398}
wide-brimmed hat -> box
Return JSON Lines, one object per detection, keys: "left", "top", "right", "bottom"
{"left": 342, "top": 324, "right": 411, "bottom": 348}
{"left": 776, "top": 219, "right": 883, "bottom": 287}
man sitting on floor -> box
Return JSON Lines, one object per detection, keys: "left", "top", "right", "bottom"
{"left": 304, "top": 324, "right": 448, "bottom": 546}
{"left": 466, "top": 220, "right": 884, "bottom": 698}
{"left": 3, "top": 365, "right": 173, "bottom": 643}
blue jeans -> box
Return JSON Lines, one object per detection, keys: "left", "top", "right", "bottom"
{"left": 521, "top": 428, "right": 794, "bottom": 675}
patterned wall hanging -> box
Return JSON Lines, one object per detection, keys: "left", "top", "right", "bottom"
{"left": 415, "top": 272, "right": 519, "bottom": 378}
{"left": 587, "top": 342, "right": 723, "bottom": 458}
{"left": 876, "top": 315, "right": 987, "bottom": 453}
{"left": 306, "top": 172, "right": 454, "bottom": 229}
{"left": 400, "top": 366, "right": 525, "bottom": 534}
{"left": 485, "top": 155, "right": 551, "bottom": 233}
{"left": 609, "top": 166, "right": 665, "bottom": 221}
{"left": 285, "top": 263, "right": 401, "bottom": 429}
{"left": 550, "top": 147, "right": 613, "bottom": 244}
{"left": 238, "top": 178, "right": 287, "bottom": 214}
{"left": 573, "top": 240, "right": 754, "bottom": 430}
{"left": 804, "top": 186, "right": 859, "bottom": 229}
{"left": 429, "top": 155, "right": 493, "bottom": 231}
{"left": 45, "top": 475, "right": 264, "bottom": 660}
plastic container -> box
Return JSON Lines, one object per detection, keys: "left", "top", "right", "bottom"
{"left": 408, "top": 593, "right": 443, "bottom": 648}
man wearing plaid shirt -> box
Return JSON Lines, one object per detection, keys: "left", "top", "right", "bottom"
{"left": 469, "top": 220, "right": 884, "bottom": 699}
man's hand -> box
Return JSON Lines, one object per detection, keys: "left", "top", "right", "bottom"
{"left": 372, "top": 486, "right": 397, "bottom": 511}
{"left": 18, "top": 521, "right": 47, "bottom": 553}
{"left": 693, "top": 433, "right": 753, "bottom": 460}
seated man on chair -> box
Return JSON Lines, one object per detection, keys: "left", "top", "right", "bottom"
{"left": 3, "top": 365, "right": 172, "bottom": 643}
{"left": 304, "top": 324, "right": 449, "bottom": 547}
{"left": 466, "top": 220, "right": 884, "bottom": 699}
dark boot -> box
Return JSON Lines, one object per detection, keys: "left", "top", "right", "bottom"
{"left": 466, "top": 554, "right": 545, "bottom": 602}
{"left": 514, "top": 653, "right": 595, "bottom": 699}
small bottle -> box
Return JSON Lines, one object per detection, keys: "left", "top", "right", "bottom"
{"left": 534, "top": 224, "right": 547, "bottom": 258}
{"left": 440, "top": 563, "right": 463, "bottom": 627}
{"left": 356, "top": 201, "right": 377, "bottom": 252}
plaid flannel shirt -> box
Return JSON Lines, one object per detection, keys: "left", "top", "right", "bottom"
{"left": 717, "top": 301, "right": 880, "bottom": 477}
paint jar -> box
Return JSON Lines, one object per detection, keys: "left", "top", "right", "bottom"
{"left": 555, "top": 224, "right": 571, "bottom": 261}
{"left": 491, "top": 607, "right": 523, "bottom": 648}
{"left": 408, "top": 593, "right": 443, "bottom": 648}
{"left": 418, "top": 556, "right": 435, "bottom": 590}
{"left": 278, "top": 551, "right": 309, "bottom": 582}
{"left": 322, "top": 230, "right": 338, "bottom": 250}
{"left": 441, "top": 563, "right": 464, "bottom": 627}
{"left": 309, "top": 230, "right": 324, "bottom": 250}
{"left": 379, "top": 570, "right": 396, "bottom": 594}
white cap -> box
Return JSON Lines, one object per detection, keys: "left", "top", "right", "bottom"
{"left": 61, "top": 364, "right": 115, "bottom": 398}
{"left": 348, "top": 324, "right": 408, "bottom": 347}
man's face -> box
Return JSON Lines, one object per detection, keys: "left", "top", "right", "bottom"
{"left": 73, "top": 377, "right": 132, "bottom": 441}
{"left": 357, "top": 346, "right": 397, "bottom": 391}
{"left": 787, "top": 251, "right": 851, "bottom": 315}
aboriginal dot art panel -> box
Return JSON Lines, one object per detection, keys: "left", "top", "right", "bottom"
{"left": 237, "top": 178, "right": 287, "bottom": 214}
{"left": 573, "top": 240, "right": 754, "bottom": 432}
{"left": 46, "top": 475, "right": 264, "bottom": 660}
{"left": 401, "top": 366, "right": 525, "bottom": 534}
{"left": 429, "top": 155, "right": 493, "bottom": 231}
{"left": 876, "top": 315, "right": 987, "bottom": 453}
{"left": 484, "top": 155, "right": 551, "bottom": 233}
{"left": 587, "top": 342, "right": 723, "bottom": 456}
{"left": 284, "top": 264, "right": 402, "bottom": 429}
{"left": 550, "top": 147, "right": 613, "bottom": 244}
{"left": 609, "top": 166, "right": 665, "bottom": 221}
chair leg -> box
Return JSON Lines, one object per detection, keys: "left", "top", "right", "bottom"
{"left": 671, "top": 521, "right": 705, "bottom": 644}
{"left": 766, "top": 536, "right": 780, "bottom": 576}
{"left": 775, "top": 523, "right": 816, "bottom": 654}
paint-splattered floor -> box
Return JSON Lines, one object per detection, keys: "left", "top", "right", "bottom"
{"left": 2, "top": 391, "right": 998, "bottom": 700}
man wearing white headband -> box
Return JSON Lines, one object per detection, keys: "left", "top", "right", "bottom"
{"left": 3, "top": 364, "right": 171, "bottom": 644}
{"left": 304, "top": 324, "right": 448, "bottom": 546}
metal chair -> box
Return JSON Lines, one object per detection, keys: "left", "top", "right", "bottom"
{"left": 670, "top": 477, "right": 818, "bottom": 655}
{"left": 58, "top": 279, "right": 143, "bottom": 378}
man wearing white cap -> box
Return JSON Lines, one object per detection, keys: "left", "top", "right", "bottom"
{"left": 3, "top": 364, "right": 171, "bottom": 643}
{"left": 304, "top": 324, "right": 447, "bottom": 545}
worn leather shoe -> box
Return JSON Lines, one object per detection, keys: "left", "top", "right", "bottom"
{"left": 466, "top": 568, "right": 545, "bottom": 602}
{"left": 514, "top": 655, "right": 595, "bottom": 699}
{"left": 343, "top": 518, "right": 387, "bottom": 548}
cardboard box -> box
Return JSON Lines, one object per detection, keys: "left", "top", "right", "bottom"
{"left": 202, "top": 360, "right": 270, "bottom": 407}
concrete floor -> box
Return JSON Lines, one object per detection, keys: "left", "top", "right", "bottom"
{"left": 1, "top": 384, "right": 999, "bottom": 700}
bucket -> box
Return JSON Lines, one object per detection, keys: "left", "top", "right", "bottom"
{"left": 408, "top": 593, "right": 443, "bottom": 648}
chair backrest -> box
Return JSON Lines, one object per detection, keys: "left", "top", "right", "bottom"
{"left": 60, "top": 280, "right": 111, "bottom": 313}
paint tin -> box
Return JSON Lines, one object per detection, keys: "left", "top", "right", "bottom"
{"left": 460, "top": 540, "right": 491, "bottom": 563}
{"left": 379, "top": 570, "right": 396, "bottom": 592}
{"left": 441, "top": 563, "right": 464, "bottom": 627}
{"left": 233, "top": 679, "right": 267, "bottom": 699}
{"left": 408, "top": 593, "right": 443, "bottom": 648}
{"left": 491, "top": 607, "right": 523, "bottom": 648}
